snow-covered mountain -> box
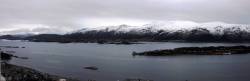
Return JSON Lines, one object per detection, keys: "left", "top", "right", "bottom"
{"left": 75, "top": 21, "right": 250, "bottom": 34}
{"left": 2, "top": 21, "right": 250, "bottom": 43}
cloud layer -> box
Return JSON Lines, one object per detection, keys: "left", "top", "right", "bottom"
{"left": 0, "top": 0, "right": 249, "bottom": 34}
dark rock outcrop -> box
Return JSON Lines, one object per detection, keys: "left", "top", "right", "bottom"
{"left": 1, "top": 63, "right": 79, "bottom": 81}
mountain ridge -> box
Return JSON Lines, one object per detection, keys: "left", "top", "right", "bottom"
{"left": 74, "top": 21, "right": 250, "bottom": 34}
{"left": 1, "top": 21, "right": 250, "bottom": 43}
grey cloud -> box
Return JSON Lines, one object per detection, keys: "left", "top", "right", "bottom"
{"left": 0, "top": 26, "right": 73, "bottom": 35}
{"left": 0, "top": 0, "right": 250, "bottom": 34}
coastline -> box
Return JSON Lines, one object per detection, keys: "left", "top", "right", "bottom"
{"left": 133, "top": 46, "right": 250, "bottom": 56}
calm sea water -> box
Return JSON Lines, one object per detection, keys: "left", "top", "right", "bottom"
{"left": 1, "top": 41, "right": 250, "bottom": 81}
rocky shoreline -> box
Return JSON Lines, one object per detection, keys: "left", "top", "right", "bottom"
{"left": 1, "top": 62, "right": 79, "bottom": 81}
{"left": 1, "top": 51, "right": 79, "bottom": 81}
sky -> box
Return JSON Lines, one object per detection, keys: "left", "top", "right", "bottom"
{"left": 0, "top": 0, "right": 250, "bottom": 34}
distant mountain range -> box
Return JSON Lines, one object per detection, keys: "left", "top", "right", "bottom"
{"left": 1, "top": 22, "right": 250, "bottom": 43}
{"left": 74, "top": 21, "right": 250, "bottom": 33}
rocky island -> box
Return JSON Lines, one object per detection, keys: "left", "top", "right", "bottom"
{"left": 133, "top": 46, "right": 250, "bottom": 56}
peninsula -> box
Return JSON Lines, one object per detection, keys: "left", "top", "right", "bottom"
{"left": 133, "top": 46, "right": 250, "bottom": 56}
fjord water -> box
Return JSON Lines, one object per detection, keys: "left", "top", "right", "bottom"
{"left": 1, "top": 41, "right": 250, "bottom": 81}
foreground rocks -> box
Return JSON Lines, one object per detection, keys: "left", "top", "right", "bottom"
{"left": 0, "top": 52, "right": 13, "bottom": 61}
{"left": 0, "top": 52, "right": 28, "bottom": 60}
{"left": 1, "top": 52, "right": 78, "bottom": 81}
{"left": 1, "top": 62, "right": 79, "bottom": 81}
{"left": 1, "top": 62, "right": 153, "bottom": 81}
{"left": 133, "top": 46, "right": 250, "bottom": 56}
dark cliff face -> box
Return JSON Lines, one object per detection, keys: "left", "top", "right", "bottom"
{"left": 1, "top": 27, "right": 250, "bottom": 43}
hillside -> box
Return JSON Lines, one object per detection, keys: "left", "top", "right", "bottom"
{"left": 1, "top": 22, "right": 250, "bottom": 43}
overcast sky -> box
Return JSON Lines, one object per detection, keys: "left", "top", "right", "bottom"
{"left": 0, "top": 0, "right": 249, "bottom": 34}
